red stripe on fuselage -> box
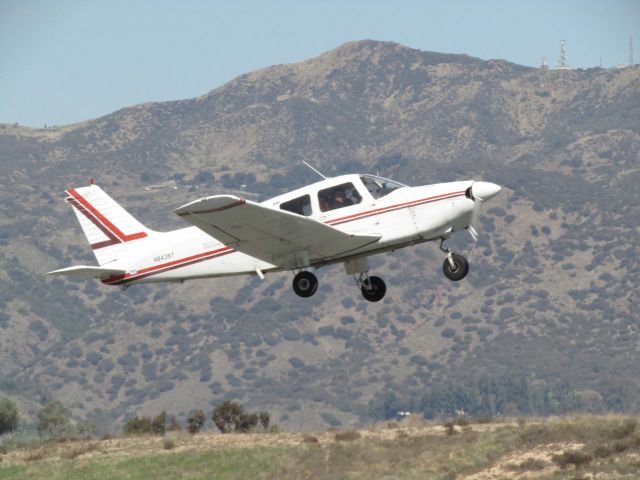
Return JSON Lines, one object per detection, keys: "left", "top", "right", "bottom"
{"left": 327, "top": 190, "right": 466, "bottom": 225}
{"left": 102, "top": 246, "right": 234, "bottom": 285}
{"left": 67, "top": 188, "right": 147, "bottom": 243}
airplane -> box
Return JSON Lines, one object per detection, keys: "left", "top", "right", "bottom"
{"left": 47, "top": 171, "right": 501, "bottom": 302}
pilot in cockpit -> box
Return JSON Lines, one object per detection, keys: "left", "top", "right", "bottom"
{"left": 332, "top": 187, "right": 353, "bottom": 209}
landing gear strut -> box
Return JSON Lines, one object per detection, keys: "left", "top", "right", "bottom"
{"left": 440, "top": 239, "right": 469, "bottom": 281}
{"left": 357, "top": 273, "right": 386, "bottom": 302}
{"left": 292, "top": 271, "right": 318, "bottom": 297}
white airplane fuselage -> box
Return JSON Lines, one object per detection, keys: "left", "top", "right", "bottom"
{"left": 100, "top": 175, "right": 491, "bottom": 287}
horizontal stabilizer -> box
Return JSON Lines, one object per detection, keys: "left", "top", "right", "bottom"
{"left": 47, "top": 265, "right": 127, "bottom": 279}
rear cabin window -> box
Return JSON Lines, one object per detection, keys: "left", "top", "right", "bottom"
{"left": 280, "top": 194, "right": 312, "bottom": 216}
{"left": 318, "top": 182, "right": 362, "bottom": 212}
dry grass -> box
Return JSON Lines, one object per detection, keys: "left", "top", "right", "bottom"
{"left": 59, "top": 441, "right": 99, "bottom": 459}
{"left": 22, "top": 449, "right": 47, "bottom": 462}
{"left": 2, "top": 416, "right": 640, "bottom": 479}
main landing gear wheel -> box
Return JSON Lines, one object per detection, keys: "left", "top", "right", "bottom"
{"left": 292, "top": 271, "right": 318, "bottom": 298}
{"left": 361, "top": 276, "right": 386, "bottom": 302}
{"left": 442, "top": 253, "right": 469, "bottom": 281}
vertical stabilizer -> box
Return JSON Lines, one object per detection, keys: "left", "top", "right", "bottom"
{"left": 65, "top": 184, "right": 154, "bottom": 265}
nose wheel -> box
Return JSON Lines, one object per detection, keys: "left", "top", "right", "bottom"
{"left": 440, "top": 239, "right": 469, "bottom": 281}
{"left": 292, "top": 271, "right": 318, "bottom": 297}
{"left": 358, "top": 273, "right": 386, "bottom": 302}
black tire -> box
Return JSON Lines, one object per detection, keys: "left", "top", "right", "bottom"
{"left": 442, "top": 253, "right": 469, "bottom": 281}
{"left": 292, "top": 271, "right": 318, "bottom": 298}
{"left": 361, "top": 276, "right": 386, "bottom": 302}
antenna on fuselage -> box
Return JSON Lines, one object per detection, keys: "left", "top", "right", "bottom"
{"left": 302, "top": 161, "right": 328, "bottom": 180}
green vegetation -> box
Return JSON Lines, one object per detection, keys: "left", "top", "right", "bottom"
{"left": 33, "top": 401, "right": 95, "bottom": 440}
{"left": 0, "top": 397, "right": 19, "bottom": 435}
{"left": 0, "top": 447, "right": 290, "bottom": 480}
{"left": 211, "top": 400, "right": 270, "bottom": 433}
{"left": 1, "top": 416, "right": 639, "bottom": 480}
{"left": 186, "top": 410, "right": 205, "bottom": 434}
{"left": 36, "top": 401, "right": 71, "bottom": 438}
{"left": 122, "top": 412, "right": 167, "bottom": 436}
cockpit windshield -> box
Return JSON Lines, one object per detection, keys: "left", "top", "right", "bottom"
{"left": 360, "top": 175, "right": 406, "bottom": 200}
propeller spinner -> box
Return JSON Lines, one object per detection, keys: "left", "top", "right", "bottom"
{"left": 466, "top": 182, "right": 502, "bottom": 241}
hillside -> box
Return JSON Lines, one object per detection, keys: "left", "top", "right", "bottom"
{"left": 0, "top": 40, "right": 639, "bottom": 431}
{"left": 2, "top": 416, "right": 640, "bottom": 479}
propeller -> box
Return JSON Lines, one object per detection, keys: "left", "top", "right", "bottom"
{"left": 465, "top": 181, "right": 502, "bottom": 242}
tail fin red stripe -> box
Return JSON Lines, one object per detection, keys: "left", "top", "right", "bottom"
{"left": 67, "top": 197, "right": 121, "bottom": 249}
{"left": 67, "top": 188, "right": 147, "bottom": 242}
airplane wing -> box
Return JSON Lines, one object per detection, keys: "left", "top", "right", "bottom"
{"left": 175, "top": 195, "right": 380, "bottom": 268}
{"left": 47, "top": 265, "right": 127, "bottom": 279}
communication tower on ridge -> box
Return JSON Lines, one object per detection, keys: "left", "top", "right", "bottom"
{"left": 556, "top": 40, "right": 572, "bottom": 70}
{"left": 630, "top": 36, "right": 635, "bottom": 67}
{"left": 540, "top": 56, "right": 548, "bottom": 70}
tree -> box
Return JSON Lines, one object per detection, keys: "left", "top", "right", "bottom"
{"left": 0, "top": 397, "right": 19, "bottom": 435}
{"left": 123, "top": 411, "right": 166, "bottom": 436}
{"left": 212, "top": 400, "right": 244, "bottom": 433}
{"left": 37, "top": 401, "right": 71, "bottom": 438}
{"left": 258, "top": 411, "right": 270, "bottom": 431}
{"left": 236, "top": 412, "right": 258, "bottom": 432}
{"left": 212, "top": 401, "right": 272, "bottom": 433}
{"left": 187, "top": 410, "right": 206, "bottom": 434}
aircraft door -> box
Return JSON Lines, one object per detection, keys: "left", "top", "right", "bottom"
{"left": 315, "top": 181, "right": 375, "bottom": 234}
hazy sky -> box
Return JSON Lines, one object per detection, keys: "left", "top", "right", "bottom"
{"left": 1, "top": 0, "right": 638, "bottom": 127}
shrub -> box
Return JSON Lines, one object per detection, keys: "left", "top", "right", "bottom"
{"left": 612, "top": 419, "right": 636, "bottom": 439}
{"left": 37, "top": 401, "right": 71, "bottom": 438}
{"left": 211, "top": 401, "right": 271, "bottom": 433}
{"left": 320, "top": 412, "right": 341, "bottom": 427}
{"left": 454, "top": 416, "right": 470, "bottom": 427}
{"left": 167, "top": 415, "right": 181, "bottom": 432}
{"left": 122, "top": 411, "right": 166, "bottom": 436}
{"left": 0, "top": 397, "right": 19, "bottom": 435}
{"left": 163, "top": 435, "right": 176, "bottom": 450}
{"left": 552, "top": 450, "right": 592, "bottom": 469}
{"left": 258, "top": 411, "right": 270, "bottom": 431}
{"left": 441, "top": 328, "right": 456, "bottom": 338}
{"left": 187, "top": 410, "right": 206, "bottom": 434}
{"left": 443, "top": 421, "right": 456, "bottom": 436}
{"left": 212, "top": 400, "right": 244, "bottom": 433}
{"left": 334, "top": 430, "right": 362, "bottom": 442}
{"left": 302, "top": 434, "right": 319, "bottom": 443}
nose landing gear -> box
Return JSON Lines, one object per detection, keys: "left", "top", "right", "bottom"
{"left": 357, "top": 273, "right": 386, "bottom": 302}
{"left": 440, "top": 239, "right": 469, "bottom": 281}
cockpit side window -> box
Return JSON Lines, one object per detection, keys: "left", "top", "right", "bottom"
{"left": 318, "top": 182, "right": 362, "bottom": 212}
{"left": 360, "top": 175, "right": 405, "bottom": 200}
{"left": 280, "top": 194, "right": 312, "bottom": 216}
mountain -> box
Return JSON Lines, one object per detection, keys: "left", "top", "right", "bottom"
{"left": 1, "top": 40, "right": 639, "bottom": 431}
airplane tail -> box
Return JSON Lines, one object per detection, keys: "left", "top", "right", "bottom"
{"left": 64, "top": 183, "right": 156, "bottom": 266}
